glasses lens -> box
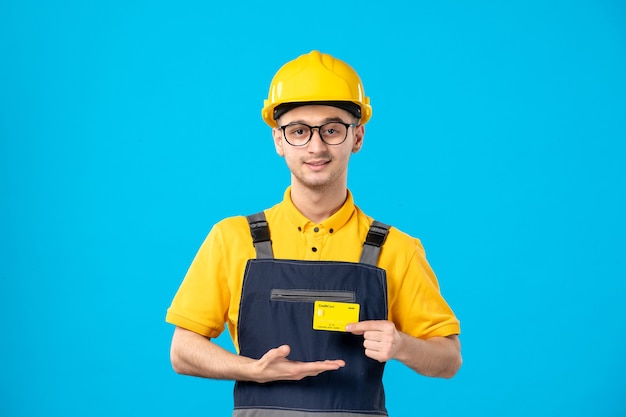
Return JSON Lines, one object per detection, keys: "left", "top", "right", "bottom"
{"left": 284, "top": 124, "right": 311, "bottom": 146}
{"left": 282, "top": 122, "right": 350, "bottom": 146}
{"left": 320, "top": 122, "right": 348, "bottom": 145}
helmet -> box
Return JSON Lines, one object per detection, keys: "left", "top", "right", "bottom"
{"left": 261, "top": 50, "right": 372, "bottom": 128}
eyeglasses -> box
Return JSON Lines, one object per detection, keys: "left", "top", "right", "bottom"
{"left": 279, "top": 121, "right": 358, "bottom": 146}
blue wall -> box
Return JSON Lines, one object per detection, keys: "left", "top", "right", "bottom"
{"left": 1, "top": 1, "right": 625, "bottom": 416}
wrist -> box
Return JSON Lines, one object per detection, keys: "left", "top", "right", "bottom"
{"left": 393, "top": 331, "right": 419, "bottom": 363}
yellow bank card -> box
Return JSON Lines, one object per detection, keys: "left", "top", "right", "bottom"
{"left": 313, "top": 301, "right": 360, "bottom": 332}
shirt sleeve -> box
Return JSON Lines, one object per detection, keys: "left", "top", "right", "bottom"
{"left": 165, "top": 224, "right": 230, "bottom": 338}
{"left": 385, "top": 232, "right": 461, "bottom": 339}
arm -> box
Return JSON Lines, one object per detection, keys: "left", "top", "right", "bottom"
{"left": 346, "top": 321, "right": 462, "bottom": 378}
{"left": 170, "top": 326, "right": 346, "bottom": 383}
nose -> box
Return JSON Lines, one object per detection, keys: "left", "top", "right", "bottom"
{"left": 307, "top": 128, "right": 327, "bottom": 151}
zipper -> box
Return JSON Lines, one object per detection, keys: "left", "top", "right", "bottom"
{"left": 270, "top": 289, "right": 356, "bottom": 303}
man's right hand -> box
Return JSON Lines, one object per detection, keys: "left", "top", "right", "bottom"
{"left": 170, "top": 327, "right": 344, "bottom": 383}
{"left": 251, "top": 344, "right": 345, "bottom": 383}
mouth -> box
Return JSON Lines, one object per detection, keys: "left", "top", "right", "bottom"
{"left": 306, "top": 159, "right": 329, "bottom": 166}
{"left": 304, "top": 159, "right": 331, "bottom": 171}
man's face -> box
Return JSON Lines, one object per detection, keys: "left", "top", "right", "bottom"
{"left": 272, "top": 105, "right": 364, "bottom": 191}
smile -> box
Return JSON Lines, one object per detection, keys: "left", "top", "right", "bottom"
{"left": 305, "top": 160, "right": 330, "bottom": 170}
{"left": 306, "top": 159, "right": 330, "bottom": 165}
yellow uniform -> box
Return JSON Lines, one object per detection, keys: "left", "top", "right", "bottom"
{"left": 166, "top": 187, "right": 460, "bottom": 351}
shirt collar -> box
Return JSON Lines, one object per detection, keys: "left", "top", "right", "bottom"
{"left": 282, "top": 186, "right": 356, "bottom": 233}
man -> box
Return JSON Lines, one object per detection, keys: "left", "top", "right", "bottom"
{"left": 166, "top": 50, "right": 461, "bottom": 416}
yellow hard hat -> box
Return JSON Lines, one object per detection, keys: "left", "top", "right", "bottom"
{"left": 262, "top": 50, "right": 372, "bottom": 128}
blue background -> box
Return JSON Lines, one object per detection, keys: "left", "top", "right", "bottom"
{"left": 1, "top": 1, "right": 625, "bottom": 416}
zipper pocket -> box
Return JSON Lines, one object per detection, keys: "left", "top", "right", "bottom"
{"left": 270, "top": 289, "right": 356, "bottom": 303}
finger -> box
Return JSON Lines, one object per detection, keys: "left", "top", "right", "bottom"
{"left": 345, "top": 322, "right": 362, "bottom": 334}
{"left": 277, "top": 344, "right": 290, "bottom": 357}
{"left": 263, "top": 344, "right": 291, "bottom": 362}
{"left": 346, "top": 326, "right": 364, "bottom": 335}
{"left": 301, "top": 360, "right": 346, "bottom": 376}
{"left": 364, "top": 329, "right": 393, "bottom": 343}
{"left": 362, "top": 337, "right": 395, "bottom": 363}
{"left": 324, "top": 359, "right": 346, "bottom": 368}
{"left": 363, "top": 348, "right": 387, "bottom": 363}
{"left": 362, "top": 339, "right": 393, "bottom": 361}
{"left": 346, "top": 320, "right": 379, "bottom": 334}
{"left": 300, "top": 359, "right": 345, "bottom": 370}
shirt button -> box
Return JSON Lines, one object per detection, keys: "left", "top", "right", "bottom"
{"left": 313, "top": 227, "right": 319, "bottom": 233}
{"left": 329, "top": 228, "right": 334, "bottom": 233}
{"left": 312, "top": 247, "right": 317, "bottom": 252}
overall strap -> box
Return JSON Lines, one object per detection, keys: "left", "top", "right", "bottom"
{"left": 246, "top": 212, "right": 274, "bottom": 259}
{"left": 359, "top": 221, "right": 391, "bottom": 265}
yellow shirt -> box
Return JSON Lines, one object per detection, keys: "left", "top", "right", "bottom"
{"left": 166, "top": 188, "right": 460, "bottom": 351}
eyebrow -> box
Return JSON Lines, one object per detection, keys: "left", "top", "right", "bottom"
{"left": 283, "top": 117, "right": 350, "bottom": 125}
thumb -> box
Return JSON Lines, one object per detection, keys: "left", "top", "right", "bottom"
{"left": 264, "top": 344, "right": 290, "bottom": 361}
{"left": 276, "top": 344, "right": 290, "bottom": 358}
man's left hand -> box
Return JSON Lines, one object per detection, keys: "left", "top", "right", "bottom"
{"left": 345, "top": 320, "right": 401, "bottom": 363}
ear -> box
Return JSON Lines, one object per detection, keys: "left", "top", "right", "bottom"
{"left": 272, "top": 128, "right": 285, "bottom": 157}
{"left": 352, "top": 124, "right": 365, "bottom": 153}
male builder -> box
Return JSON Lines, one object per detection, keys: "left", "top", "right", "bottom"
{"left": 166, "top": 50, "right": 462, "bottom": 416}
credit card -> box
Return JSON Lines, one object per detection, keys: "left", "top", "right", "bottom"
{"left": 313, "top": 300, "right": 360, "bottom": 332}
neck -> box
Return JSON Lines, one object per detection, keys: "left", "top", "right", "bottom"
{"left": 290, "top": 181, "right": 348, "bottom": 224}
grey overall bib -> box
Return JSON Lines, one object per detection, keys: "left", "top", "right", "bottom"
{"left": 233, "top": 213, "right": 391, "bottom": 417}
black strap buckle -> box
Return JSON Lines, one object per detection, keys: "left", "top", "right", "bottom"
{"left": 249, "top": 220, "right": 271, "bottom": 244}
{"left": 364, "top": 222, "right": 390, "bottom": 247}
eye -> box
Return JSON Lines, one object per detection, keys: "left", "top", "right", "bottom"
{"left": 287, "top": 124, "right": 309, "bottom": 137}
{"left": 322, "top": 123, "right": 345, "bottom": 137}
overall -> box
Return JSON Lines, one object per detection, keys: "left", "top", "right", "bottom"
{"left": 233, "top": 213, "right": 391, "bottom": 417}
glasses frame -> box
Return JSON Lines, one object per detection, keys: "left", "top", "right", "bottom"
{"left": 279, "top": 121, "right": 358, "bottom": 147}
